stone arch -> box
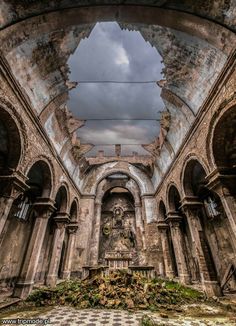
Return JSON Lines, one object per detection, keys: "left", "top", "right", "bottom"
{"left": 0, "top": 101, "right": 23, "bottom": 175}
{"left": 69, "top": 198, "right": 79, "bottom": 221}
{"left": 82, "top": 164, "right": 154, "bottom": 196}
{"left": 182, "top": 158, "right": 208, "bottom": 197}
{"left": 206, "top": 98, "right": 236, "bottom": 170}
{"left": 101, "top": 186, "right": 135, "bottom": 206}
{"left": 212, "top": 105, "right": 236, "bottom": 172}
{"left": 167, "top": 184, "right": 182, "bottom": 213}
{"left": 159, "top": 200, "right": 167, "bottom": 220}
{"left": 96, "top": 173, "right": 141, "bottom": 205}
{"left": 26, "top": 159, "right": 53, "bottom": 198}
{"left": 88, "top": 171, "right": 146, "bottom": 266}
{"left": 54, "top": 184, "right": 69, "bottom": 213}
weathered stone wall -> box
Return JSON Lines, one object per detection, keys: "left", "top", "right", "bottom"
{"left": 0, "top": 64, "right": 81, "bottom": 288}
{"left": 154, "top": 59, "right": 236, "bottom": 207}
{"left": 0, "top": 1, "right": 236, "bottom": 297}
{"left": 1, "top": 4, "right": 235, "bottom": 193}
{"left": 144, "top": 55, "right": 236, "bottom": 291}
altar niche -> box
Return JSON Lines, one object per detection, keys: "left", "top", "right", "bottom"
{"left": 98, "top": 187, "right": 137, "bottom": 269}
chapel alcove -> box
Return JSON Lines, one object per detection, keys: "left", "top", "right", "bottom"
{"left": 98, "top": 187, "right": 138, "bottom": 269}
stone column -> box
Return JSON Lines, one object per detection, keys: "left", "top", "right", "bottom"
{"left": 157, "top": 220, "right": 175, "bottom": 278}
{"left": 206, "top": 170, "right": 236, "bottom": 254}
{"left": 135, "top": 202, "right": 145, "bottom": 250}
{"left": 166, "top": 212, "right": 190, "bottom": 284}
{"left": 89, "top": 199, "right": 102, "bottom": 266}
{"left": 82, "top": 195, "right": 95, "bottom": 266}
{"left": 181, "top": 197, "right": 222, "bottom": 296}
{"left": 61, "top": 223, "right": 79, "bottom": 279}
{"left": 0, "top": 172, "right": 28, "bottom": 238}
{"left": 13, "top": 198, "right": 55, "bottom": 298}
{"left": 46, "top": 212, "right": 70, "bottom": 287}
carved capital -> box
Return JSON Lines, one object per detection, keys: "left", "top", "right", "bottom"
{"left": 181, "top": 196, "right": 203, "bottom": 214}
{"left": 166, "top": 211, "right": 182, "bottom": 227}
{"left": 157, "top": 220, "right": 169, "bottom": 230}
{"left": 67, "top": 222, "right": 79, "bottom": 234}
{"left": 54, "top": 212, "right": 70, "bottom": 227}
{"left": 206, "top": 169, "right": 236, "bottom": 196}
{"left": 0, "top": 171, "right": 29, "bottom": 198}
{"left": 32, "top": 198, "right": 55, "bottom": 218}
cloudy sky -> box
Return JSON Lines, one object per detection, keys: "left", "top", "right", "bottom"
{"left": 67, "top": 22, "right": 164, "bottom": 156}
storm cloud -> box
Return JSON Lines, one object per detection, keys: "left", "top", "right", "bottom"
{"left": 67, "top": 22, "right": 164, "bottom": 156}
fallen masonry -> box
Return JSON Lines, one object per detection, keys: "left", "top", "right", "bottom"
{"left": 27, "top": 271, "right": 206, "bottom": 309}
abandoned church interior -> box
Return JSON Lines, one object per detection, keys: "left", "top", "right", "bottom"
{"left": 0, "top": 0, "right": 236, "bottom": 307}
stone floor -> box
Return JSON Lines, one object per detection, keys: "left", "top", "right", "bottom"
{"left": 1, "top": 305, "right": 236, "bottom": 326}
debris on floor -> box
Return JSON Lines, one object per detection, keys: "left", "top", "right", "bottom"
{"left": 27, "top": 270, "right": 204, "bottom": 310}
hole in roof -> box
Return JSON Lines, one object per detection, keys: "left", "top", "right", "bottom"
{"left": 67, "top": 22, "right": 165, "bottom": 157}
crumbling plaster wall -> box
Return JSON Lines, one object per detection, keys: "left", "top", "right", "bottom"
{"left": 0, "top": 68, "right": 83, "bottom": 284}
{"left": 121, "top": 22, "right": 234, "bottom": 190}
{"left": 1, "top": 1, "right": 236, "bottom": 280}
{"left": 1, "top": 24, "right": 93, "bottom": 114}
{"left": 0, "top": 68, "right": 81, "bottom": 217}
{"left": 154, "top": 67, "right": 236, "bottom": 207}
{"left": 80, "top": 162, "right": 155, "bottom": 196}
{"left": 1, "top": 4, "right": 235, "bottom": 194}
{"left": 1, "top": 22, "right": 94, "bottom": 183}
{"left": 147, "top": 59, "right": 236, "bottom": 278}
{"left": 1, "top": 1, "right": 235, "bottom": 32}
{"left": 71, "top": 161, "right": 159, "bottom": 272}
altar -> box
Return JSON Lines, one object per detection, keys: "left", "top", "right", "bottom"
{"left": 104, "top": 250, "right": 132, "bottom": 270}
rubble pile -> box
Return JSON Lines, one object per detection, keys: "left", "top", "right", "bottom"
{"left": 28, "top": 271, "right": 203, "bottom": 310}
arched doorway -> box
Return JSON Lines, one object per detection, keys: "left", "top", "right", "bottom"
{"left": 99, "top": 187, "right": 138, "bottom": 269}
{"left": 0, "top": 160, "right": 51, "bottom": 290}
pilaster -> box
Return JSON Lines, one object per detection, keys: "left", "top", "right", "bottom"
{"left": 157, "top": 220, "right": 175, "bottom": 278}
{"left": 181, "top": 197, "right": 222, "bottom": 296}
{"left": 61, "top": 223, "right": 79, "bottom": 279}
{"left": 13, "top": 198, "right": 55, "bottom": 298}
{"left": 46, "top": 212, "right": 70, "bottom": 287}
{"left": 166, "top": 211, "right": 191, "bottom": 284}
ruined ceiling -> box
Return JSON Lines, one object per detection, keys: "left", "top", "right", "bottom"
{"left": 0, "top": 1, "right": 235, "bottom": 191}
{"left": 67, "top": 22, "right": 165, "bottom": 157}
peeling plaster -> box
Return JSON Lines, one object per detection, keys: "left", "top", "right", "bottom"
{"left": 62, "top": 150, "right": 76, "bottom": 175}
{"left": 144, "top": 197, "right": 157, "bottom": 223}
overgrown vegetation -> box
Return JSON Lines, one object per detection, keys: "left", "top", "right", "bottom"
{"left": 27, "top": 270, "right": 203, "bottom": 310}
{"left": 141, "top": 315, "right": 159, "bottom": 326}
